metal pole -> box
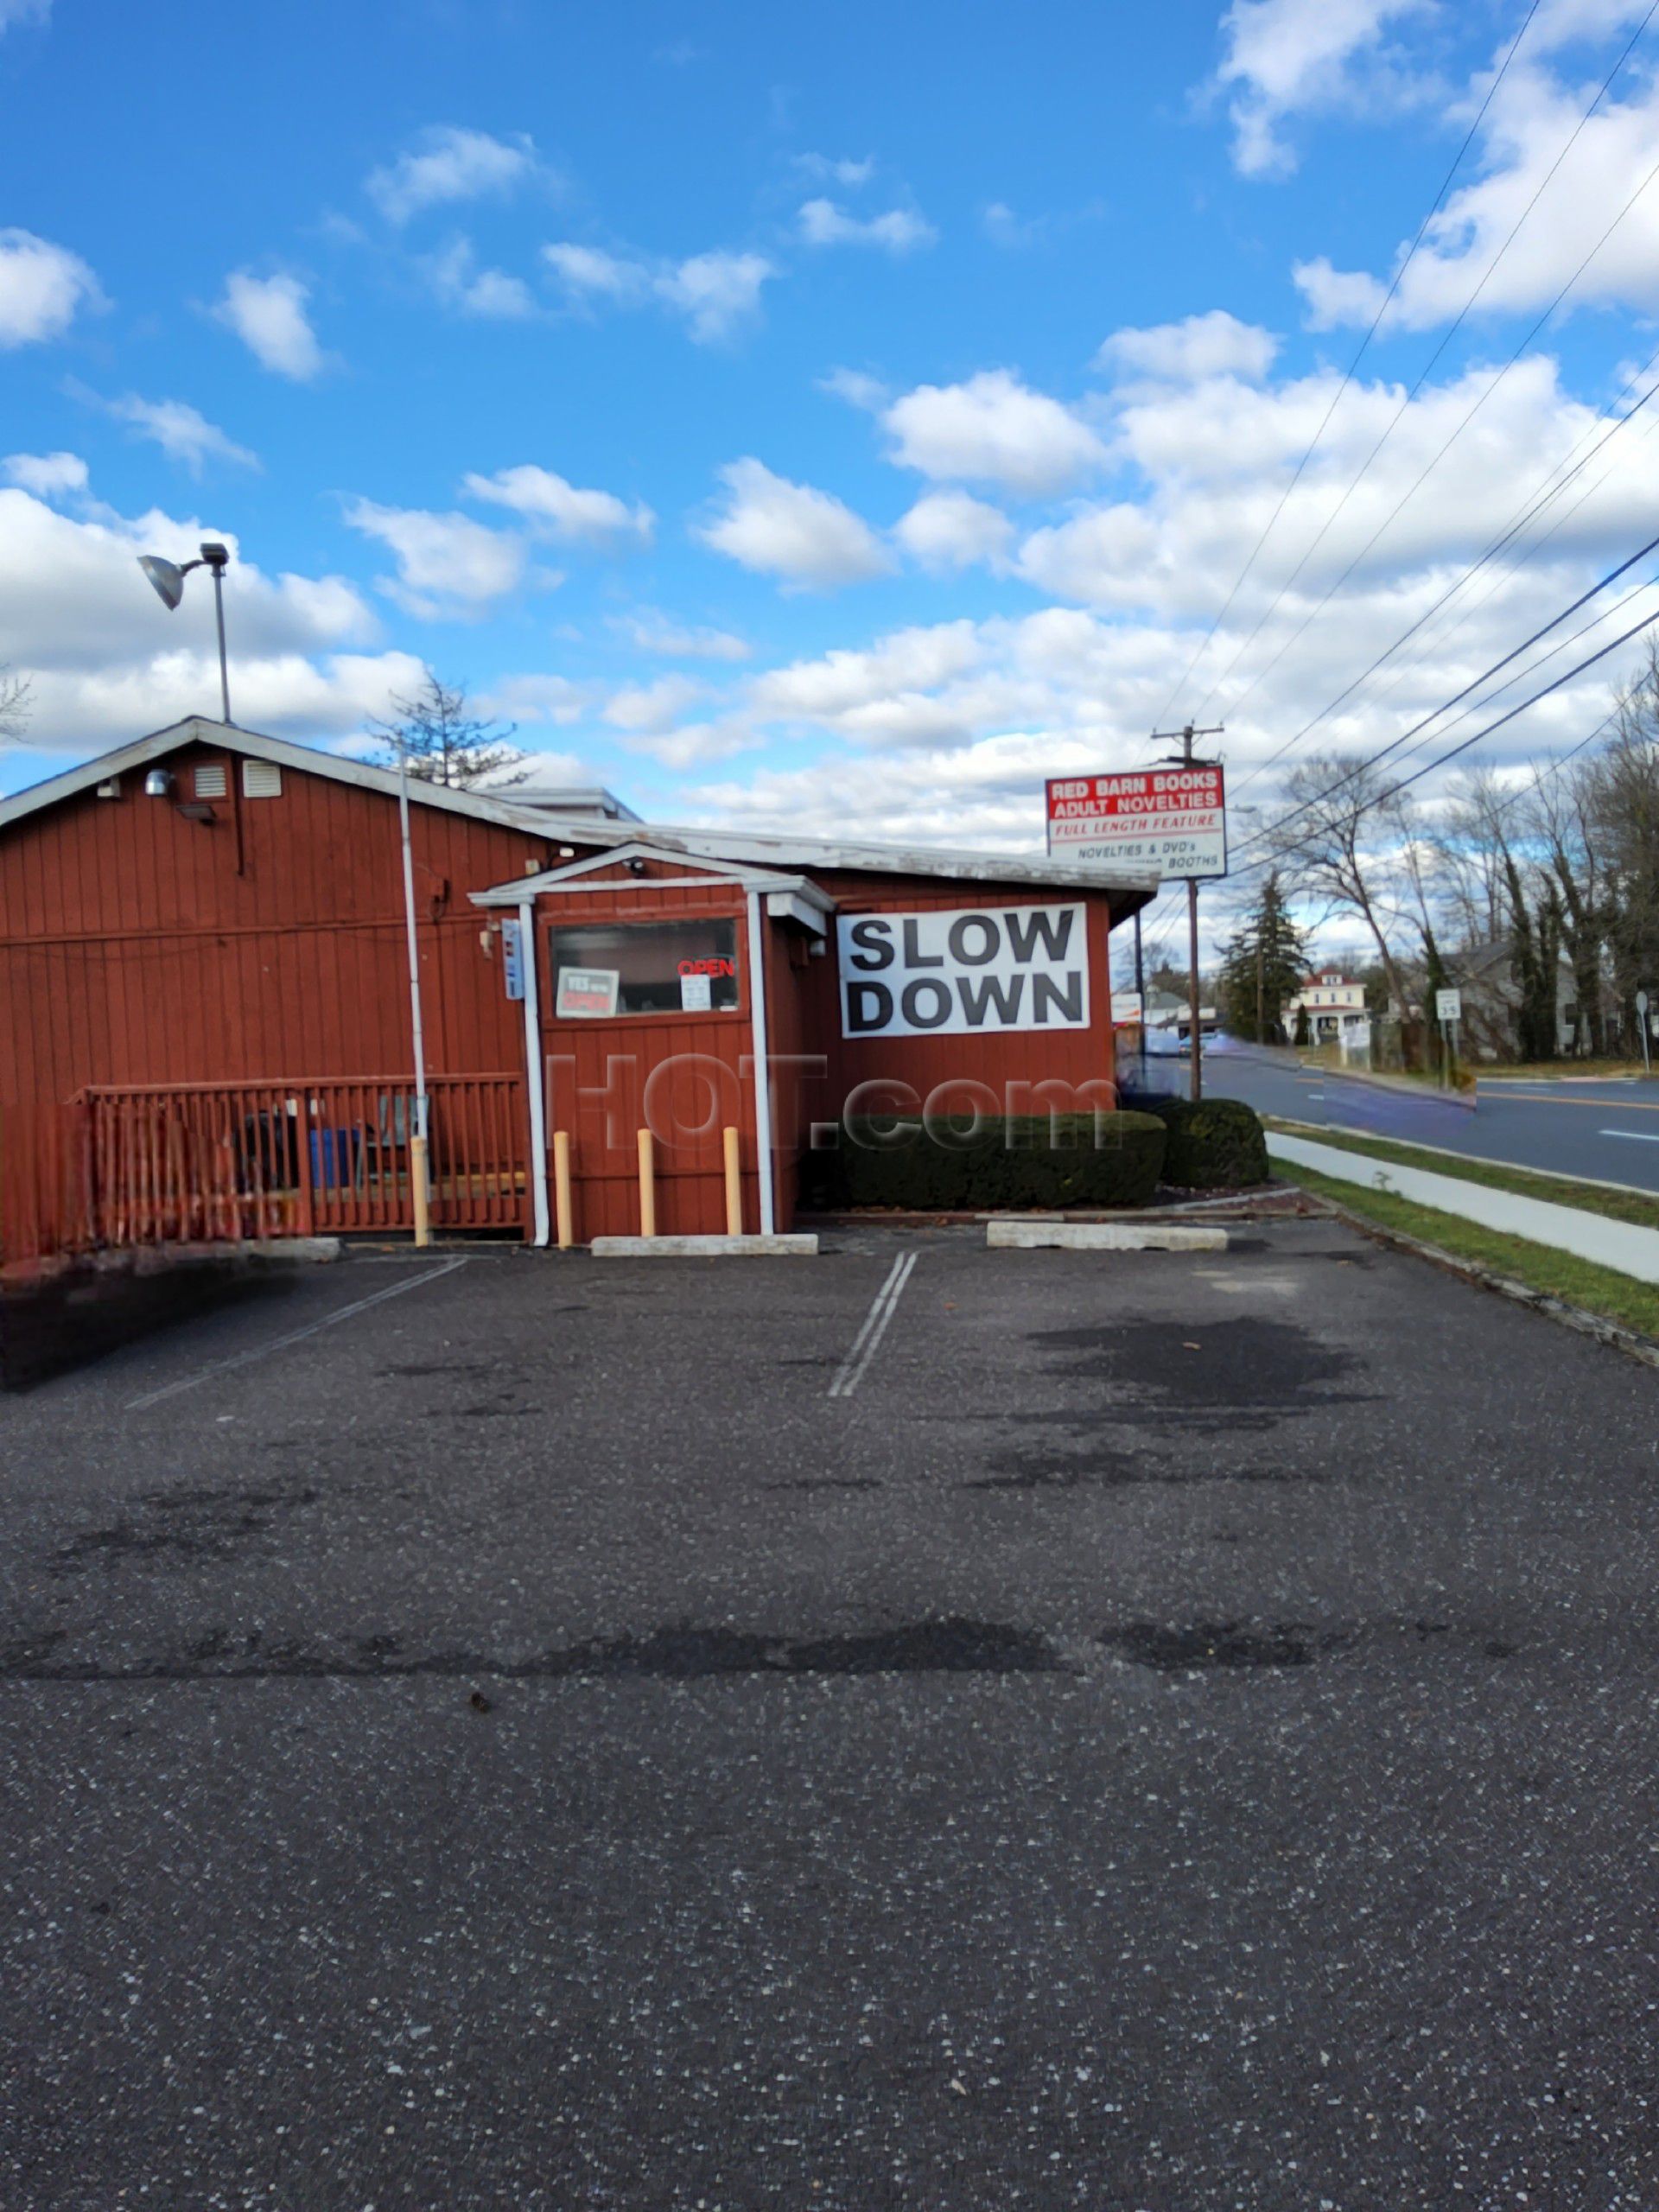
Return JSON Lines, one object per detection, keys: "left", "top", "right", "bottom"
{"left": 212, "top": 563, "right": 231, "bottom": 724}
{"left": 1132, "top": 906, "right": 1147, "bottom": 1087}
{"left": 1187, "top": 874, "right": 1202, "bottom": 1103}
{"left": 397, "top": 743, "right": 432, "bottom": 1246}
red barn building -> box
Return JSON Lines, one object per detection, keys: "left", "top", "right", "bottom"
{"left": 0, "top": 718, "right": 1154, "bottom": 1265}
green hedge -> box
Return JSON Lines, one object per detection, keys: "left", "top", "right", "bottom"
{"left": 801, "top": 1111, "right": 1166, "bottom": 1212}
{"left": 1131, "top": 1096, "right": 1268, "bottom": 1188}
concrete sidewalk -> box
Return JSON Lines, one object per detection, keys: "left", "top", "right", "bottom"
{"left": 1268, "top": 1127, "right": 1659, "bottom": 1283}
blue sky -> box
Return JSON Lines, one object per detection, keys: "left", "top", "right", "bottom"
{"left": 5, "top": 0, "right": 1659, "bottom": 958}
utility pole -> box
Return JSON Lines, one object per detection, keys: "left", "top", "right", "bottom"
{"left": 1148, "top": 721, "right": 1224, "bottom": 1103}
{"left": 1256, "top": 929, "right": 1266, "bottom": 1047}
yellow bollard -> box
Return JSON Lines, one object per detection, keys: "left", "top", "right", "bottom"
{"left": 638, "top": 1127, "right": 656, "bottom": 1237}
{"left": 410, "top": 1133, "right": 431, "bottom": 1249}
{"left": 552, "top": 1129, "right": 573, "bottom": 1250}
{"left": 722, "top": 1125, "right": 742, "bottom": 1236}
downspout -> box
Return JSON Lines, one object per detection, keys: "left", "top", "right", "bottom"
{"left": 745, "top": 887, "right": 776, "bottom": 1236}
{"left": 519, "top": 898, "right": 550, "bottom": 1247}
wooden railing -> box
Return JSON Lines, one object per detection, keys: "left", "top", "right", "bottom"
{"left": 74, "top": 1074, "right": 528, "bottom": 1247}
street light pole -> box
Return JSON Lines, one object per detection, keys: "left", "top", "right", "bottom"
{"left": 137, "top": 539, "right": 233, "bottom": 724}
{"left": 209, "top": 554, "right": 231, "bottom": 723}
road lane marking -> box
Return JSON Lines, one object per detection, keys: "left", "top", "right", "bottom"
{"left": 829, "top": 1250, "right": 918, "bottom": 1399}
{"left": 125, "top": 1258, "right": 469, "bottom": 1410}
{"left": 1599, "top": 1128, "right": 1659, "bottom": 1143}
{"left": 1487, "top": 1092, "right": 1659, "bottom": 1111}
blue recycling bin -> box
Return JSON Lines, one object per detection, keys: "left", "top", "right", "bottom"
{"left": 308, "top": 1126, "right": 361, "bottom": 1190}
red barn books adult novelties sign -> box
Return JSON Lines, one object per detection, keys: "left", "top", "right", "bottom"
{"left": 838, "top": 904, "right": 1090, "bottom": 1038}
{"left": 1046, "top": 766, "right": 1227, "bottom": 880}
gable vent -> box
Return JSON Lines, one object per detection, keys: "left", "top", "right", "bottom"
{"left": 242, "top": 760, "right": 283, "bottom": 798}
{"left": 193, "top": 762, "right": 227, "bottom": 799}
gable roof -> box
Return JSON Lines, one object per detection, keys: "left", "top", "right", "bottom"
{"left": 0, "top": 715, "right": 563, "bottom": 840}
{"left": 0, "top": 718, "right": 1159, "bottom": 906}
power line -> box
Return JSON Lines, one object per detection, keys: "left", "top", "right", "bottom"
{"left": 1208, "top": 132, "right": 1659, "bottom": 744}
{"left": 1149, "top": 0, "right": 1544, "bottom": 728}
{"left": 1225, "top": 340, "right": 1659, "bottom": 804}
{"left": 1229, "top": 532, "right": 1659, "bottom": 857}
{"left": 1185, "top": 2, "right": 1658, "bottom": 728}
{"left": 1253, "top": 603, "right": 1659, "bottom": 872}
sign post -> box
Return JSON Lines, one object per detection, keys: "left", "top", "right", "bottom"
{"left": 1435, "top": 986, "right": 1462, "bottom": 1084}
{"left": 1639, "top": 988, "right": 1651, "bottom": 1077}
{"left": 1046, "top": 734, "right": 1228, "bottom": 1102}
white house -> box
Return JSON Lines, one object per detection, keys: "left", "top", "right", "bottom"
{"left": 1285, "top": 970, "right": 1368, "bottom": 1041}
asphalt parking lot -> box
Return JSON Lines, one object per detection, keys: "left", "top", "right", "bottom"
{"left": 3, "top": 1221, "right": 1659, "bottom": 2209}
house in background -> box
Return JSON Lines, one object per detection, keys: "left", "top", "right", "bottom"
{"left": 1452, "top": 938, "right": 1586, "bottom": 1060}
{"left": 1284, "top": 970, "right": 1368, "bottom": 1042}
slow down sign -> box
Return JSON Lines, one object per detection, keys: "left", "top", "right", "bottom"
{"left": 838, "top": 903, "right": 1090, "bottom": 1038}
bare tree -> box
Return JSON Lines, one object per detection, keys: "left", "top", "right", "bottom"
{"left": 0, "top": 665, "right": 32, "bottom": 741}
{"left": 369, "top": 668, "right": 524, "bottom": 790}
{"left": 1267, "top": 751, "right": 1416, "bottom": 1020}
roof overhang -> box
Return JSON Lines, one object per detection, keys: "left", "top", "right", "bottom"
{"left": 471, "top": 841, "right": 839, "bottom": 929}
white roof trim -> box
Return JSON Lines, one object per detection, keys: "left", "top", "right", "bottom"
{"left": 471, "top": 840, "right": 836, "bottom": 909}
{"left": 502, "top": 811, "right": 1160, "bottom": 899}
{"left": 0, "top": 717, "right": 563, "bottom": 841}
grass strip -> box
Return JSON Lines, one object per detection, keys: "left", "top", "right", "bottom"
{"left": 1284, "top": 1161, "right": 1659, "bottom": 1340}
{"left": 1264, "top": 1117, "right": 1659, "bottom": 1233}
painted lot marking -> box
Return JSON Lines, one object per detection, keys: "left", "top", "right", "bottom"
{"left": 125, "top": 1258, "right": 468, "bottom": 1411}
{"left": 1600, "top": 1128, "right": 1659, "bottom": 1143}
{"left": 829, "top": 1251, "right": 918, "bottom": 1399}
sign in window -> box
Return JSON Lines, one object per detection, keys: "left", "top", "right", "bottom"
{"left": 549, "top": 918, "right": 740, "bottom": 1017}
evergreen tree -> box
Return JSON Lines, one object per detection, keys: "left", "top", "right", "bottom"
{"left": 1216, "top": 873, "right": 1309, "bottom": 1042}
{"left": 370, "top": 668, "right": 524, "bottom": 790}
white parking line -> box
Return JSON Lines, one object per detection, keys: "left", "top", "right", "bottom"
{"left": 1600, "top": 1128, "right": 1659, "bottom": 1143}
{"left": 828, "top": 1250, "right": 918, "bottom": 1399}
{"left": 125, "top": 1258, "right": 469, "bottom": 1411}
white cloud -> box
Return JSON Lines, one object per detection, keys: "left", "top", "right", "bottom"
{"left": 798, "top": 199, "right": 937, "bottom": 253}
{"left": 1098, "top": 309, "right": 1279, "bottom": 385}
{"left": 543, "top": 240, "right": 776, "bottom": 341}
{"left": 1214, "top": 0, "right": 1431, "bottom": 178}
{"left": 1296, "top": 55, "right": 1659, "bottom": 330}
{"left": 423, "top": 238, "right": 537, "bottom": 320}
{"left": 4, "top": 449, "right": 86, "bottom": 497}
{"left": 819, "top": 366, "right": 889, "bottom": 412}
{"left": 796, "top": 153, "right": 877, "bottom": 188}
{"left": 894, "top": 488, "right": 1015, "bottom": 572}
{"left": 881, "top": 369, "right": 1106, "bottom": 496}
{"left": 696, "top": 458, "right": 892, "bottom": 589}
{"left": 0, "top": 481, "right": 397, "bottom": 750}
{"left": 461, "top": 464, "right": 653, "bottom": 546}
{"left": 214, "top": 271, "right": 324, "bottom": 380}
{"left": 626, "top": 720, "right": 759, "bottom": 769}
{"left": 542, "top": 242, "right": 652, "bottom": 303}
{"left": 656, "top": 250, "right": 776, "bottom": 343}
{"left": 342, "top": 499, "right": 531, "bottom": 619}
{"left": 610, "top": 609, "right": 751, "bottom": 660}
{"left": 367, "top": 126, "right": 537, "bottom": 225}
{"left": 0, "top": 229, "right": 101, "bottom": 348}
{"left": 602, "top": 673, "right": 708, "bottom": 731}
{"left": 478, "top": 673, "right": 592, "bottom": 725}
{"left": 92, "top": 394, "right": 258, "bottom": 475}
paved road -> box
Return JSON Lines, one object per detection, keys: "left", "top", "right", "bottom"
{"left": 1177, "top": 1039, "right": 1659, "bottom": 1192}
{"left": 3, "top": 1230, "right": 1659, "bottom": 2209}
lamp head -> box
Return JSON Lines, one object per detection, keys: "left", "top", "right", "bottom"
{"left": 198, "top": 540, "right": 229, "bottom": 571}
{"left": 137, "top": 555, "right": 186, "bottom": 612}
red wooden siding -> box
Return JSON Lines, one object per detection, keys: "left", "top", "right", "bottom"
{"left": 533, "top": 879, "right": 766, "bottom": 1239}
{"left": 0, "top": 740, "right": 551, "bottom": 1261}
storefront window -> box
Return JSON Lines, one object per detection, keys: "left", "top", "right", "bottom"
{"left": 549, "top": 916, "right": 741, "bottom": 1017}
